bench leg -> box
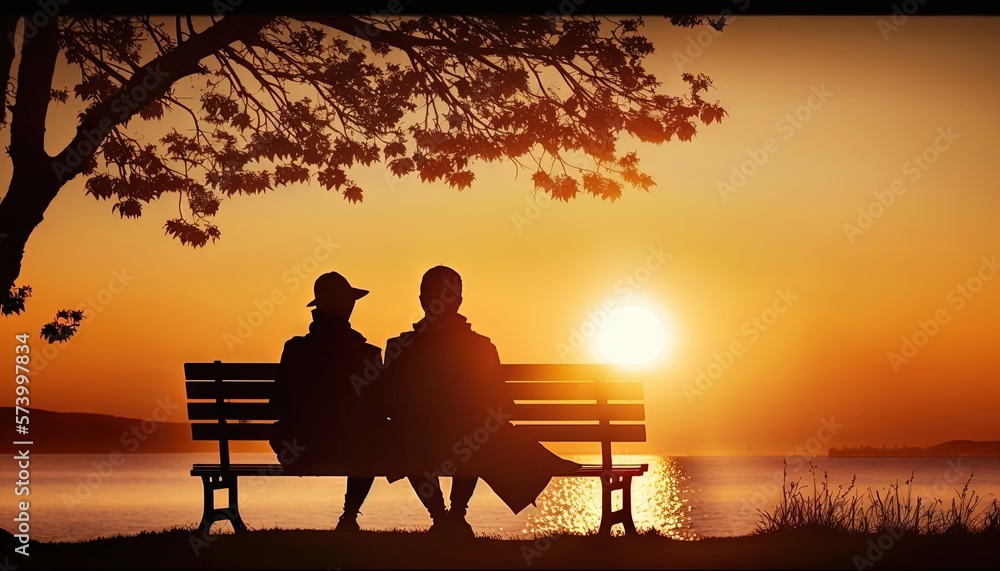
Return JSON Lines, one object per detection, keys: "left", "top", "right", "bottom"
{"left": 598, "top": 473, "right": 638, "bottom": 536}
{"left": 197, "top": 474, "right": 248, "bottom": 535}
{"left": 620, "top": 475, "right": 638, "bottom": 535}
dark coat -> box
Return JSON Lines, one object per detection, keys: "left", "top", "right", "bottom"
{"left": 269, "top": 310, "right": 389, "bottom": 474}
{"left": 381, "top": 312, "right": 580, "bottom": 513}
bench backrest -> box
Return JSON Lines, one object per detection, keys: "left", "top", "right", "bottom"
{"left": 184, "top": 362, "right": 645, "bottom": 471}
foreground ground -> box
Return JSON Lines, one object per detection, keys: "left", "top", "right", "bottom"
{"left": 5, "top": 526, "right": 997, "bottom": 570}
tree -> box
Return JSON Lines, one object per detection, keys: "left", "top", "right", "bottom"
{"left": 0, "top": 11, "right": 727, "bottom": 341}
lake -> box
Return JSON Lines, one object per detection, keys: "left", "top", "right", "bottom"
{"left": 3, "top": 454, "right": 998, "bottom": 542}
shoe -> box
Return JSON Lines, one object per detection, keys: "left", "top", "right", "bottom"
{"left": 428, "top": 510, "right": 474, "bottom": 539}
{"left": 427, "top": 510, "right": 450, "bottom": 535}
{"left": 446, "top": 513, "right": 475, "bottom": 539}
{"left": 334, "top": 511, "right": 361, "bottom": 533}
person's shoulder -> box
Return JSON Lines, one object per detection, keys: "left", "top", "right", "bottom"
{"left": 386, "top": 330, "right": 414, "bottom": 347}
{"left": 281, "top": 336, "right": 308, "bottom": 351}
{"left": 468, "top": 330, "right": 493, "bottom": 344}
{"left": 278, "top": 336, "right": 308, "bottom": 370}
{"left": 467, "top": 327, "right": 499, "bottom": 351}
{"left": 360, "top": 342, "right": 382, "bottom": 357}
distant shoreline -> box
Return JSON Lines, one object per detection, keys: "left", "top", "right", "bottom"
{"left": 4, "top": 408, "right": 998, "bottom": 457}
{"left": 829, "top": 440, "right": 1000, "bottom": 459}
{"left": 832, "top": 456, "right": 1000, "bottom": 459}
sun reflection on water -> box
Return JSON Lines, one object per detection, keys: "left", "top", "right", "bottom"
{"left": 523, "top": 455, "right": 696, "bottom": 539}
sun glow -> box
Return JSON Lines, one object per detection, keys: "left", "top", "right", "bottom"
{"left": 597, "top": 305, "right": 672, "bottom": 365}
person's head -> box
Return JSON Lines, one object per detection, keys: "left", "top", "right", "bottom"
{"left": 419, "top": 265, "right": 462, "bottom": 317}
{"left": 307, "top": 271, "right": 368, "bottom": 320}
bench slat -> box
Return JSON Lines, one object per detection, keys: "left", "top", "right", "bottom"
{"left": 501, "top": 364, "right": 639, "bottom": 381}
{"left": 188, "top": 402, "right": 277, "bottom": 421}
{"left": 191, "top": 422, "right": 644, "bottom": 443}
{"left": 185, "top": 362, "right": 280, "bottom": 380}
{"left": 190, "top": 463, "right": 649, "bottom": 477}
{"left": 507, "top": 381, "right": 643, "bottom": 401}
{"left": 516, "top": 424, "right": 645, "bottom": 443}
{"left": 186, "top": 381, "right": 275, "bottom": 400}
{"left": 516, "top": 403, "right": 643, "bottom": 421}
{"left": 192, "top": 422, "right": 275, "bottom": 441}
{"left": 187, "top": 402, "right": 644, "bottom": 422}
{"left": 185, "top": 362, "right": 637, "bottom": 382}
{"left": 187, "top": 380, "right": 643, "bottom": 402}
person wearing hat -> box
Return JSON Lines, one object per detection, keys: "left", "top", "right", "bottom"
{"left": 268, "top": 271, "right": 386, "bottom": 532}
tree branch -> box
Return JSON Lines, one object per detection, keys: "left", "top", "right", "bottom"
{"left": 0, "top": 16, "right": 20, "bottom": 125}
{"left": 51, "top": 14, "right": 274, "bottom": 182}
{"left": 296, "top": 15, "right": 557, "bottom": 61}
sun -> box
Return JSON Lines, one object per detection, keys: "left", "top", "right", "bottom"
{"left": 597, "top": 305, "right": 671, "bottom": 365}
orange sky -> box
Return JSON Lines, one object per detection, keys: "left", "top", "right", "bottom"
{"left": 2, "top": 16, "right": 999, "bottom": 456}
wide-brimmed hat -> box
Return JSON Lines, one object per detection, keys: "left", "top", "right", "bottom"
{"left": 306, "top": 271, "right": 369, "bottom": 307}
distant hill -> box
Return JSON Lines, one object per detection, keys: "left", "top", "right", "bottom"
{"left": 6, "top": 408, "right": 998, "bottom": 458}
{"left": 828, "top": 440, "right": 1000, "bottom": 458}
{"left": 0, "top": 408, "right": 270, "bottom": 454}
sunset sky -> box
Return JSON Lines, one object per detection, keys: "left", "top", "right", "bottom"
{"left": 2, "top": 16, "right": 998, "bottom": 456}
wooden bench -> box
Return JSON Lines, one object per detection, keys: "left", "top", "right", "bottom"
{"left": 184, "top": 361, "right": 648, "bottom": 536}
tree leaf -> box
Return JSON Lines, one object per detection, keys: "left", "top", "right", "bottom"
{"left": 1, "top": 286, "right": 32, "bottom": 316}
{"left": 112, "top": 199, "right": 143, "bottom": 219}
{"left": 343, "top": 185, "right": 363, "bottom": 203}
{"left": 446, "top": 170, "right": 475, "bottom": 190}
{"left": 317, "top": 167, "right": 347, "bottom": 190}
{"left": 389, "top": 157, "right": 415, "bottom": 177}
{"left": 40, "top": 308, "right": 86, "bottom": 343}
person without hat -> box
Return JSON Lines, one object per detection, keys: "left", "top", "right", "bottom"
{"left": 269, "top": 271, "right": 387, "bottom": 532}
{"left": 380, "top": 265, "right": 580, "bottom": 538}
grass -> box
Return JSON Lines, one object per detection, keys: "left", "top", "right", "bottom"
{"left": 14, "top": 522, "right": 1000, "bottom": 569}
{"left": 754, "top": 459, "right": 1000, "bottom": 536}
{"left": 8, "top": 461, "right": 1000, "bottom": 568}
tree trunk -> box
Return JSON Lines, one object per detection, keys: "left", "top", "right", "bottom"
{"left": 0, "top": 161, "right": 60, "bottom": 297}
{"left": 1, "top": 16, "right": 20, "bottom": 125}
{"left": 1, "top": 16, "right": 60, "bottom": 297}
{"left": 1, "top": 14, "right": 274, "bottom": 299}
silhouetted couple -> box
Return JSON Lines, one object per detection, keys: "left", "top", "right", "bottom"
{"left": 268, "top": 266, "right": 579, "bottom": 537}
